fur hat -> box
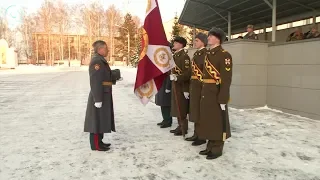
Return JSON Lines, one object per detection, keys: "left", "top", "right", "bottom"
{"left": 173, "top": 36, "right": 187, "bottom": 47}
{"left": 195, "top": 32, "right": 208, "bottom": 46}
{"left": 208, "top": 27, "right": 226, "bottom": 43}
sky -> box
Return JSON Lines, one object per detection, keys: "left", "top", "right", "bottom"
{"left": 0, "top": 0, "right": 186, "bottom": 28}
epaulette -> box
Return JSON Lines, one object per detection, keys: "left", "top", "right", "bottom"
{"left": 222, "top": 49, "right": 228, "bottom": 53}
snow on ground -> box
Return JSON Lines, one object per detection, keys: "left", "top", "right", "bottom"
{"left": 0, "top": 67, "right": 319, "bottom": 180}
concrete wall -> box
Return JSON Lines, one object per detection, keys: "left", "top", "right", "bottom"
{"left": 257, "top": 23, "right": 320, "bottom": 42}
{"left": 186, "top": 38, "right": 320, "bottom": 120}
{"left": 267, "top": 39, "right": 320, "bottom": 120}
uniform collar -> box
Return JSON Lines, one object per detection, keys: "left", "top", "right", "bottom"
{"left": 209, "top": 45, "right": 222, "bottom": 53}
{"left": 174, "top": 48, "right": 184, "bottom": 55}
{"left": 94, "top": 53, "right": 108, "bottom": 63}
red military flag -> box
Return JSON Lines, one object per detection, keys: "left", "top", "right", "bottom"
{"left": 134, "top": 0, "right": 175, "bottom": 105}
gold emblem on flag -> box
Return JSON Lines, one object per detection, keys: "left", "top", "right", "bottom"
{"left": 154, "top": 47, "right": 171, "bottom": 68}
{"left": 140, "top": 28, "right": 148, "bottom": 60}
{"left": 137, "top": 81, "right": 154, "bottom": 98}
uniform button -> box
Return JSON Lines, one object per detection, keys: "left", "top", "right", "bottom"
{"left": 202, "top": 96, "right": 204, "bottom": 98}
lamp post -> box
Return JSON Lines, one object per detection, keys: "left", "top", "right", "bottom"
{"left": 115, "top": 25, "right": 130, "bottom": 66}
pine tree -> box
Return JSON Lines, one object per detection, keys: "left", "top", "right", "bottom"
{"left": 130, "top": 28, "right": 142, "bottom": 67}
{"left": 115, "top": 13, "right": 137, "bottom": 66}
{"left": 170, "top": 14, "right": 184, "bottom": 44}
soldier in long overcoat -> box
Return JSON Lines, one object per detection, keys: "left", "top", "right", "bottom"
{"left": 197, "top": 28, "right": 232, "bottom": 159}
{"left": 155, "top": 72, "right": 172, "bottom": 128}
{"left": 84, "top": 40, "right": 122, "bottom": 151}
{"left": 185, "top": 33, "right": 207, "bottom": 146}
{"left": 169, "top": 36, "right": 191, "bottom": 136}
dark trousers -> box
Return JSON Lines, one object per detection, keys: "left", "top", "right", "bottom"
{"left": 161, "top": 106, "right": 172, "bottom": 124}
{"left": 206, "top": 140, "right": 224, "bottom": 154}
{"left": 89, "top": 133, "right": 103, "bottom": 150}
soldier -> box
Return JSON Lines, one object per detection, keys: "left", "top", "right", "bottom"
{"left": 243, "top": 25, "right": 258, "bottom": 40}
{"left": 155, "top": 71, "right": 172, "bottom": 128}
{"left": 84, "top": 40, "right": 122, "bottom": 151}
{"left": 169, "top": 36, "right": 191, "bottom": 136}
{"left": 156, "top": 42, "right": 174, "bottom": 128}
{"left": 286, "top": 27, "right": 304, "bottom": 41}
{"left": 185, "top": 33, "right": 207, "bottom": 146}
{"left": 197, "top": 27, "right": 232, "bottom": 160}
{"left": 305, "top": 25, "right": 320, "bottom": 39}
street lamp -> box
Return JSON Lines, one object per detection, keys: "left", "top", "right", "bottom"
{"left": 115, "top": 25, "right": 130, "bottom": 66}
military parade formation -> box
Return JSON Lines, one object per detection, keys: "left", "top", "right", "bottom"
{"left": 84, "top": 27, "right": 232, "bottom": 160}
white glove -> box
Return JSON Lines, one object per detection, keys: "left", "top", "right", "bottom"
{"left": 94, "top": 102, "right": 102, "bottom": 108}
{"left": 165, "top": 89, "right": 171, "bottom": 93}
{"left": 184, "top": 92, "right": 189, "bottom": 99}
{"left": 169, "top": 74, "right": 177, "bottom": 81}
{"left": 117, "top": 77, "right": 123, "bottom": 81}
{"left": 220, "top": 104, "right": 226, "bottom": 111}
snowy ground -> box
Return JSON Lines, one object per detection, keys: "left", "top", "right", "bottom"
{"left": 0, "top": 67, "right": 320, "bottom": 180}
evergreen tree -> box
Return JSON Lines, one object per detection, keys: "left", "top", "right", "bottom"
{"left": 115, "top": 13, "right": 137, "bottom": 66}
{"left": 130, "top": 28, "right": 142, "bottom": 67}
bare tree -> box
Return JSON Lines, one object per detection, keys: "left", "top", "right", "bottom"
{"left": 54, "top": 0, "right": 71, "bottom": 64}
{"left": 18, "top": 10, "right": 37, "bottom": 63}
{"left": 38, "top": 0, "right": 56, "bottom": 65}
{"left": 105, "top": 5, "right": 122, "bottom": 65}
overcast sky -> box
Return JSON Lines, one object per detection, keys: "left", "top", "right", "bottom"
{"left": 0, "top": 0, "right": 186, "bottom": 28}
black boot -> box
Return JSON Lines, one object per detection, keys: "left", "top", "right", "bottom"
{"left": 206, "top": 152, "right": 222, "bottom": 160}
{"left": 160, "top": 122, "right": 172, "bottom": 128}
{"left": 99, "top": 134, "right": 111, "bottom": 148}
{"left": 90, "top": 133, "right": 110, "bottom": 151}
{"left": 174, "top": 129, "right": 187, "bottom": 136}
{"left": 199, "top": 149, "right": 210, "bottom": 155}
{"left": 185, "top": 134, "right": 198, "bottom": 141}
{"left": 170, "top": 126, "right": 179, "bottom": 133}
{"left": 157, "top": 120, "right": 165, "bottom": 126}
{"left": 192, "top": 139, "right": 206, "bottom": 146}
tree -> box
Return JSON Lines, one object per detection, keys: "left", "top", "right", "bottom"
{"left": 38, "top": 0, "right": 56, "bottom": 65}
{"left": 105, "top": 5, "right": 122, "bottom": 65}
{"left": 54, "top": 0, "right": 71, "bottom": 63}
{"left": 170, "top": 14, "right": 187, "bottom": 44}
{"left": 130, "top": 27, "right": 142, "bottom": 67}
{"left": 18, "top": 10, "right": 37, "bottom": 63}
{"left": 115, "top": 13, "right": 137, "bottom": 66}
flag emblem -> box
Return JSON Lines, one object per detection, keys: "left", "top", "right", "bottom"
{"left": 154, "top": 47, "right": 171, "bottom": 68}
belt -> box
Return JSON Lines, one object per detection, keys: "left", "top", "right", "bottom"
{"left": 191, "top": 76, "right": 198, "bottom": 80}
{"left": 102, "top": 81, "right": 113, "bottom": 86}
{"left": 202, "top": 79, "right": 217, "bottom": 84}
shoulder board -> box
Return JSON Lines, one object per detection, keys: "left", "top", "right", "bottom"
{"left": 222, "top": 49, "right": 228, "bottom": 53}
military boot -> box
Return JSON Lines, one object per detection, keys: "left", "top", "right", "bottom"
{"left": 174, "top": 129, "right": 188, "bottom": 136}
{"left": 199, "top": 149, "right": 210, "bottom": 156}
{"left": 170, "top": 126, "right": 180, "bottom": 133}
{"left": 90, "top": 133, "right": 110, "bottom": 151}
{"left": 157, "top": 120, "right": 165, "bottom": 126}
{"left": 185, "top": 134, "right": 197, "bottom": 141}
{"left": 192, "top": 139, "right": 206, "bottom": 146}
{"left": 160, "top": 121, "right": 172, "bottom": 128}
{"left": 206, "top": 152, "right": 222, "bottom": 160}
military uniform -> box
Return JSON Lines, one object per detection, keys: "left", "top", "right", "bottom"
{"left": 155, "top": 72, "right": 172, "bottom": 128}
{"left": 170, "top": 48, "right": 191, "bottom": 135}
{"left": 84, "top": 53, "right": 121, "bottom": 151}
{"left": 198, "top": 27, "right": 232, "bottom": 159}
{"left": 243, "top": 32, "right": 258, "bottom": 40}
{"left": 186, "top": 47, "right": 207, "bottom": 145}
{"left": 286, "top": 32, "right": 304, "bottom": 41}
{"left": 244, "top": 25, "right": 258, "bottom": 40}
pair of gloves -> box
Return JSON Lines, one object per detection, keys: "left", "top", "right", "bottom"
{"left": 168, "top": 74, "right": 189, "bottom": 99}
{"left": 168, "top": 74, "right": 226, "bottom": 111}
{"left": 94, "top": 77, "right": 124, "bottom": 108}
